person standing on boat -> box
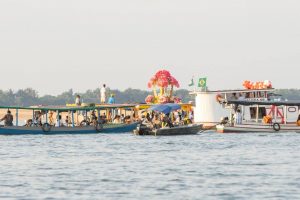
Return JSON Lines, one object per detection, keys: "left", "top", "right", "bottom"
{"left": 0, "top": 110, "right": 13, "bottom": 126}
{"left": 100, "top": 84, "right": 107, "bottom": 104}
{"left": 108, "top": 93, "right": 115, "bottom": 104}
{"left": 234, "top": 109, "right": 243, "bottom": 125}
{"left": 75, "top": 95, "right": 82, "bottom": 106}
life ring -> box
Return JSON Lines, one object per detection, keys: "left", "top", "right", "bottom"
{"left": 95, "top": 122, "right": 104, "bottom": 133}
{"left": 273, "top": 123, "right": 281, "bottom": 132}
{"left": 215, "top": 94, "right": 223, "bottom": 104}
{"left": 42, "top": 123, "right": 51, "bottom": 133}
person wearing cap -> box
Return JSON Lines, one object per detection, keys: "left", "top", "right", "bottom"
{"left": 0, "top": 110, "right": 13, "bottom": 126}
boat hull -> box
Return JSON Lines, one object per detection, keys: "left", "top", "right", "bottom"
{"left": 0, "top": 122, "right": 138, "bottom": 135}
{"left": 216, "top": 124, "right": 300, "bottom": 133}
{"left": 134, "top": 124, "right": 203, "bottom": 136}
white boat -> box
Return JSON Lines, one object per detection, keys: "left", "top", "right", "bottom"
{"left": 191, "top": 86, "right": 300, "bottom": 133}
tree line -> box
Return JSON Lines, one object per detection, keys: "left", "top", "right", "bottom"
{"left": 0, "top": 88, "right": 299, "bottom": 107}
{"left": 0, "top": 88, "right": 194, "bottom": 106}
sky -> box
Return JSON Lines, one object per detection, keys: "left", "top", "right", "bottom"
{"left": 0, "top": 0, "right": 299, "bottom": 96}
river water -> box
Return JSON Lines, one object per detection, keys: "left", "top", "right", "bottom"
{"left": 0, "top": 132, "right": 300, "bottom": 199}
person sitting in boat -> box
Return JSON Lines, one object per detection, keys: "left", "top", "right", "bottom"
{"left": 188, "top": 111, "right": 194, "bottom": 123}
{"left": 120, "top": 114, "right": 125, "bottom": 123}
{"left": 55, "top": 115, "right": 65, "bottom": 127}
{"left": 231, "top": 93, "right": 238, "bottom": 100}
{"left": 49, "top": 111, "right": 54, "bottom": 125}
{"left": 25, "top": 119, "right": 33, "bottom": 127}
{"left": 99, "top": 115, "right": 107, "bottom": 124}
{"left": 65, "top": 115, "right": 70, "bottom": 127}
{"left": 152, "top": 114, "right": 161, "bottom": 129}
{"left": 90, "top": 110, "right": 97, "bottom": 121}
{"left": 220, "top": 117, "right": 229, "bottom": 125}
{"left": 34, "top": 111, "right": 43, "bottom": 127}
{"left": 124, "top": 115, "right": 131, "bottom": 124}
{"left": 113, "top": 115, "right": 121, "bottom": 124}
{"left": 238, "top": 93, "right": 245, "bottom": 100}
{"left": 234, "top": 109, "right": 243, "bottom": 125}
{"left": 162, "top": 114, "right": 174, "bottom": 128}
{"left": 0, "top": 110, "right": 13, "bottom": 126}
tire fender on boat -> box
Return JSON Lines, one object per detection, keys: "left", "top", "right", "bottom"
{"left": 273, "top": 123, "right": 281, "bottom": 132}
{"left": 42, "top": 123, "right": 51, "bottom": 133}
{"left": 95, "top": 122, "right": 104, "bottom": 133}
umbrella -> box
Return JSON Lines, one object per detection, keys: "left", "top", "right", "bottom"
{"left": 148, "top": 103, "right": 181, "bottom": 114}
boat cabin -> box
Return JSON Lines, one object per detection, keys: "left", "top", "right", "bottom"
{"left": 191, "top": 89, "right": 300, "bottom": 125}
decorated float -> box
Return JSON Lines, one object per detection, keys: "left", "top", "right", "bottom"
{"left": 145, "top": 70, "right": 181, "bottom": 104}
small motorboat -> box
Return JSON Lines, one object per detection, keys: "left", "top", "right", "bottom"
{"left": 133, "top": 123, "right": 203, "bottom": 136}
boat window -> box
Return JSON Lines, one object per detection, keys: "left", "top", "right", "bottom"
{"left": 288, "top": 107, "right": 297, "bottom": 112}
{"left": 250, "top": 107, "right": 266, "bottom": 119}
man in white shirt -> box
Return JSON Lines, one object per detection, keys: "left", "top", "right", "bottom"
{"left": 100, "top": 84, "right": 106, "bottom": 104}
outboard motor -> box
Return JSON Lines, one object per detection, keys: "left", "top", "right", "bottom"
{"left": 136, "top": 123, "right": 151, "bottom": 135}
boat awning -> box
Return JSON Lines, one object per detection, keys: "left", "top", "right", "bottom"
{"left": 227, "top": 100, "right": 300, "bottom": 106}
{"left": 0, "top": 104, "right": 137, "bottom": 112}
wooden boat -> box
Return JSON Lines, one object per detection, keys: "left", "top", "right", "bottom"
{"left": 133, "top": 124, "right": 203, "bottom": 136}
{"left": 0, "top": 104, "right": 138, "bottom": 135}
{"left": 0, "top": 122, "right": 139, "bottom": 135}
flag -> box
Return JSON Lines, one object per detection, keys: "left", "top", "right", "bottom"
{"left": 188, "top": 78, "right": 194, "bottom": 86}
{"left": 198, "top": 77, "right": 207, "bottom": 87}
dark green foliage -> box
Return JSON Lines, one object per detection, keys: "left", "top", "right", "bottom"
{"left": 0, "top": 88, "right": 299, "bottom": 106}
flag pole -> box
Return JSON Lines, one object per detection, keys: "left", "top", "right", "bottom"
{"left": 193, "top": 75, "right": 196, "bottom": 92}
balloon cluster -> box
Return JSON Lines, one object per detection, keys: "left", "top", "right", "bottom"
{"left": 243, "top": 80, "right": 272, "bottom": 90}
{"left": 147, "top": 70, "right": 180, "bottom": 88}
{"left": 146, "top": 69, "right": 181, "bottom": 104}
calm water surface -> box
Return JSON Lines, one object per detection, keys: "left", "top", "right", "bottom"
{"left": 1, "top": 132, "right": 300, "bottom": 199}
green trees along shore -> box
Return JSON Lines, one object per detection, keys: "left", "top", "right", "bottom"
{"left": 0, "top": 88, "right": 299, "bottom": 106}
{"left": 0, "top": 88, "right": 192, "bottom": 106}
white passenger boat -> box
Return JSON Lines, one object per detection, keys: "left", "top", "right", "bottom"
{"left": 191, "top": 82, "right": 300, "bottom": 133}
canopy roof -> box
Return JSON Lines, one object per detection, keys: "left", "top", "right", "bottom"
{"left": 227, "top": 100, "right": 300, "bottom": 106}
{"left": 190, "top": 88, "right": 274, "bottom": 95}
{"left": 0, "top": 104, "right": 137, "bottom": 112}
{"left": 148, "top": 103, "right": 181, "bottom": 114}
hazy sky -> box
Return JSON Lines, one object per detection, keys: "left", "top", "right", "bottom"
{"left": 0, "top": 0, "right": 299, "bottom": 95}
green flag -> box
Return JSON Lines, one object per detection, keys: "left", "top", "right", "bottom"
{"left": 198, "top": 77, "right": 207, "bottom": 87}
{"left": 188, "top": 78, "right": 194, "bottom": 86}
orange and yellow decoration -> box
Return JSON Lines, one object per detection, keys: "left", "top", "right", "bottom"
{"left": 243, "top": 80, "right": 272, "bottom": 90}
